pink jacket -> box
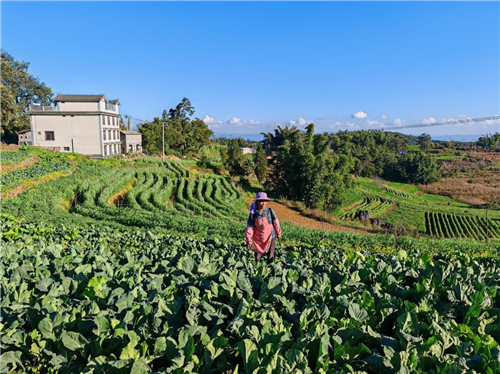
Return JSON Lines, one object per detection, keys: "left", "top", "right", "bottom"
{"left": 245, "top": 208, "right": 282, "bottom": 254}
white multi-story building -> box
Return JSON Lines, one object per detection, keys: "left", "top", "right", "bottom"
{"left": 28, "top": 94, "right": 122, "bottom": 158}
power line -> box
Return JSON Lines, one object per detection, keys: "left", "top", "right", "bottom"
{"left": 381, "top": 116, "right": 500, "bottom": 131}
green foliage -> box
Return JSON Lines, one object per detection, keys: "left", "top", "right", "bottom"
{"left": 418, "top": 133, "right": 432, "bottom": 151}
{"left": 265, "top": 124, "right": 354, "bottom": 211}
{"left": 477, "top": 132, "right": 500, "bottom": 152}
{"left": 137, "top": 98, "right": 213, "bottom": 156}
{"left": 1, "top": 50, "right": 53, "bottom": 143}
{"left": 399, "top": 152, "right": 441, "bottom": 184}
{"left": 254, "top": 146, "right": 267, "bottom": 184}
{"left": 1, "top": 161, "right": 71, "bottom": 187}
{"left": 1, "top": 219, "right": 499, "bottom": 373}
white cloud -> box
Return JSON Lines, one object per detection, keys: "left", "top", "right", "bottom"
{"left": 365, "top": 119, "right": 383, "bottom": 127}
{"left": 202, "top": 115, "right": 215, "bottom": 124}
{"left": 346, "top": 122, "right": 361, "bottom": 130}
{"left": 286, "top": 117, "right": 313, "bottom": 127}
{"left": 458, "top": 114, "right": 468, "bottom": 119}
{"left": 381, "top": 114, "right": 387, "bottom": 119}
{"left": 246, "top": 119, "right": 263, "bottom": 125}
{"left": 423, "top": 117, "right": 436, "bottom": 125}
{"left": 352, "top": 111, "right": 368, "bottom": 119}
{"left": 393, "top": 118, "right": 402, "bottom": 126}
{"left": 328, "top": 121, "right": 343, "bottom": 129}
{"left": 228, "top": 117, "right": 242, "bottom": 125}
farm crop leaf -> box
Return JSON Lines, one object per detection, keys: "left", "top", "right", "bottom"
{"left": 93, "top": 316, "right": 111, "bottom": 336}
{"left": 38, "top": 317, "right": 55, "bottom": 340}
{"left": 131, "top": 358, "right": 151, "bottom": 374}
{"left": 35, "top": 277, "right": 55, "bottom": 292}
{"left": 348, "top": 303, "right": 369, "bottom": 322}
{"left": 62, "top": 331, "right": 89, "bottom": 351}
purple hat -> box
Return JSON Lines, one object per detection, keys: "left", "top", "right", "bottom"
{"left": 255, "top": 192, "right": 272, "bottom": 201}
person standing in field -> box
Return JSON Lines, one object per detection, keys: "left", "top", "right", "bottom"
{"left": 245, "top": 192, "right": 282, "bottom": 263}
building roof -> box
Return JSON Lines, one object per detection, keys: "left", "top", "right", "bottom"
{"left": 53, "top": 94, "right": 106, "bottom": 102}
{"left": 120, "top": 130, "right": 142, "bottom": 135}
{"left": 108, "top": 99, "right": 121, "bottom": 105}
{"left": 16, "top": 129, "right": 31, "bottom": 134}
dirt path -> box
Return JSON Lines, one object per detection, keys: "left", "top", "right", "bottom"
{"left": 245, "top": 197, "right": 370, "bottom": 234}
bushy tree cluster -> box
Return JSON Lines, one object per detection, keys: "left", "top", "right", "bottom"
{"left": 138, "top": 98, "right": 213, "bottom": 156}
{"left": 477, "top": 133, "right": 500, "bottom": 151}
{"left": 1, "top": 50, "right": 53, "bottom": 143}
{"left": 264, "top": 124, "right": 354, "bottom": 211}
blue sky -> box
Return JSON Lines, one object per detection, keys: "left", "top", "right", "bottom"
{"left": 2, "top": 1, "right": 499, "bottom": 140}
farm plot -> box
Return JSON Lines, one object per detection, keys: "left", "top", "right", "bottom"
{"left": 384, "top": 186, "right": 411, "bottom": 199}
{"left": 72, "top": 160, "right": 246, "bottom": 227}
{"left": 338, "top": 195, "right": 394, "bottom": 219}
{"left": 1, "top": 219, "right": 499, "bottom": 374}
{"left": 425, "top": 211, "right": 500, "bottom": 240}
{"left": 1, "top": 161, "right": 72, "bottom": 188}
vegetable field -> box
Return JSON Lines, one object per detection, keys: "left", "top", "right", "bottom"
{"left": 425, "top": 212, "right": 500, "bottom": 240}
{"left": 2, "top": 219, "right": 500, "bottom": 374}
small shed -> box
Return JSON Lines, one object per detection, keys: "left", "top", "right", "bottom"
{"left": 17, "top": 129, "right": 32, "bottom": 145}
{"left": 120, "top": 130, "right": 142, "bottom": 154}
{"left": 241, "top": 147, "right": 255, "bottom": 154}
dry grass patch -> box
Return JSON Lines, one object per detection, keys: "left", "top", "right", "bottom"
{"left": 420, "top": 175, "right": 500, "bottom": 205}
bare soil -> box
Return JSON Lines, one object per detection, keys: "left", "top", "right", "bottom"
{"left": 0, "top": 144, "right": 20, "bottom": 152}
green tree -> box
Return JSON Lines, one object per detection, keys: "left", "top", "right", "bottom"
{"left": 254, "top": 146, "right": 268, "bottom": 184}
{"left": 418, "top": 133, "right": 432, "bottom": 151}
{"left": 1, "top": 50, "right": 53, "bottom": 143}
{"left": 138, "top": 98, "right": 212, "bottom": 155}
{"left": 224, "top": 139, "right": 245, "bottom": 179}
{"left": 399, "top": 152, "right": 440, "bottom": 184}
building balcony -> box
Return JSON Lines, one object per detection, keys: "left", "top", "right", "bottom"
{"left": 29, "top": 105, "right": 58, "bottom": 111}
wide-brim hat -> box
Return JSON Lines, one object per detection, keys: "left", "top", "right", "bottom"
{"left": 255, "top": 192, "right": 272, "bottom": 201}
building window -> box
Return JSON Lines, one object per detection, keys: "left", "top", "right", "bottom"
{"left": 113, "top": 117, "right": 116, "bottom": 126}
{"left": 64, "top": 147, "right": 70, "bottom": 151}
{"left": 108, "top": 130, "right": 111, "bottom": 140}
{"left": 104, "top": 145, "right": 107, "bottom": 156}
{"left": 45, "top": 131, "right": 55, "bottom": 141}
{"left": 71, "top": 115, "right": 74, "bottom": 117}
{"left": 103, "top": 130, "right": 106, "bottom": 141}
{"left": 108, "top": 116, "right": 110, "bottom": 126}
{"left": 129, "top": 144, "right": 133, "bottom": 152}
{"left": 136, "top": 144, "right": 140, "bottom": 151}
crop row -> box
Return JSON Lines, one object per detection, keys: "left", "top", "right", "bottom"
{"left": 72, "top": 161, "right": 245, "bottom": 225}
{"left": 338, "top": 195, "right": 393, "bottom": 219}
{"left": 425, "top": 211, "right": 500, "bottom": 240}
{"left": 1, "top": 161, "right": 72, "bottom": 187}
{"left": 384, "top": 186, "right": 410, "bottom": 198}
{"left": 1, "top": 150, "right": 33, "bottom": 164}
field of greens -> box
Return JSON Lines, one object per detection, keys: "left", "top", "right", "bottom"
{"left": 1, "top": 147, "right": 500, "bottom": 373}
{"left": 2, "top": 217, "right": 500, "bottom": 373}
{"left": 336, "top": 178, "right": 500, "bottom": 241}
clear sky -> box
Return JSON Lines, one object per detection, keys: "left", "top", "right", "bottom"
{"left": 2, "top": 1, "right": 499, "bottom": 140}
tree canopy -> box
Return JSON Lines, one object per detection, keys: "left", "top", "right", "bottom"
{"left": 137, "top": 98, "right": 213, "bottom": 156}
{"left": 1, "top": 50, "right": 53, "bottom": 143}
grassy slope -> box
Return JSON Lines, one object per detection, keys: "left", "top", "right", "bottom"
{"left": 336, "top": 177, "right": 500, "bottom": 233}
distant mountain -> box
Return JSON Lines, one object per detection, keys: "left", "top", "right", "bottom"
{"left": 432, "top": 134, "right": 483, "bottom": 142}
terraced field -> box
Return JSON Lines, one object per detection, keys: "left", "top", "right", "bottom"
{"left": 72, "top": 160, "right": 245, "bottom": 226}
{"left": 384, "top": 186, "right": 410, "bottom": 199}
{"left": 338, "top": 195, "right": 394, "bottom": 219}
